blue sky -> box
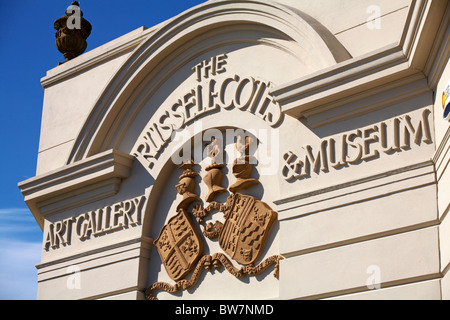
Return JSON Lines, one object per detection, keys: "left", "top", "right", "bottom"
{"left": 0, "top": 0, "right": 205, "bottom": 300}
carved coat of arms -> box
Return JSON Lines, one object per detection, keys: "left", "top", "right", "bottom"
{"left": 219, "top": 193, "right": 277, "bottom": 266}
{"left": 154, "top": 209, "right": 203, "bottom": 281}
{"left": 147, "top": 136, "right": 283, "bottom": 300}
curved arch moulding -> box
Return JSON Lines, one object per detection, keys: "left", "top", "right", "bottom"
{"left": 67, "top": 0, "right": 349, "bottom": 171}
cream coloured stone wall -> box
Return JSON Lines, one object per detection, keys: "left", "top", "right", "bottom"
{"left": 434, "top": 39, "right": 450, "bottom": 301}
{"left": 20, "top": 0, "right": 449, "bottom": 300}
{"left": 274, "top": 0, "right": 411, "bottom": 57}
{"left": 36, "top": 0, "right": 413, "bottom": 176}
{"left": 37, "top": 27, "right": 151, "bottom": 175}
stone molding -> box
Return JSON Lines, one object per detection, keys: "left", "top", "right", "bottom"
{"left": 18, "top": 0, "right": 450, "bottom": 300}
{"left": 41, "top": 26, "right": 151, "bottom": 89}
{"left": 65, "top": 0, "right": 349, "bottom": 165}
{"left": 35, "top": 236, "right": 153, "bottom": 300}
{"left": 276, "top": 159, "right": 438, "bottom": 259}
{"left": 270, "top": 0, "right": 448, "bottom": 119}
{"left": 18, "top": 149, "right": 134, "bottom": 229}
{"left": 276, "top": 160, "right": 436, "bottom": 220}
{"left": 434, "top": 125, "right": 450, "bottom": 182}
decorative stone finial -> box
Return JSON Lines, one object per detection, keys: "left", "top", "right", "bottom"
{"left": 229, "top": 135, "right": 259, "bottom": 192}
{"left": 54, "top": 1, "right": 92, "bottom": 64}
{"left": 204, "top": 137, "right": 227, "bottom": 202}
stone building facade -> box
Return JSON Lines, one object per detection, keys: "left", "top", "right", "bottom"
{"left": 19, "top": 0, "right": 450, "bottom": 300}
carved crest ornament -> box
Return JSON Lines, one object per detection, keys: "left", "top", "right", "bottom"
{"left": 54, "top": 2, "right": 92, "bottom": 64}
{"left": 147, "top": 136, "right": 283, "bottom": 300}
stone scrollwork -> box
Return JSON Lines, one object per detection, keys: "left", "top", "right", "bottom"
{"left": 146, "top": 253, "right": 283, "bottom": 300}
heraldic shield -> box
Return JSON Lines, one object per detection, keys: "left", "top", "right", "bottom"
{"left": 154, "top": 209, "right": 204, "bottom": 281}
{"left": 220, "top": 193, "right": 277, "bottom": 266}
{"left": 146, "top": 154, "right": 283, "bottom": 300}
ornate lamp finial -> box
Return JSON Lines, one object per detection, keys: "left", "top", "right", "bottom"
{"left": 54, "top": 1, "right": 92, "bottom": 64}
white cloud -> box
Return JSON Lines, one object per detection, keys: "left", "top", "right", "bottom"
{"left": 0, "top": 239, "right": 41, "bottom": 300}
{"left": 0, "top": 207, "right": 41, "bottom": 241}
{"left": 0, "top": 207, "right": 42, "bottom": 299}
{"left": 0, "top": 208, "right": 30, "bottom": 214}
{"left": 0, "top": 207, "right": 34, "bottom": 222}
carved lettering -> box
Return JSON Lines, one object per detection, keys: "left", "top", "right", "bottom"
{"left": 328, "top": 136, "right": 347, "bottom": 169}
{"left": 44, "top": 195, "right": 146, "bottom": 251}
{"left": 304, "top": 141, "right": 329, "bottom": 175}
{"left": 282, "top": 109, "right": 433, "bottom": 181}
{"left": 380, "top": 119, "right": 400, "bottom": 154}
{"left": 132, "top": 54, "right": 283, "bottom": 171}
{"left": 362, "top": 126, "right": 380, "bottom": 161}
{"left": 399, "top": 109, "right": 432, "bottom": 149}
{"left": 193, "top": 54, "right": 227, "bottom": 81}
{"left": 44, "top": 217, "right": 74, "bottom": 251}
{"left": 346, "top": 129, "right": 363, "bottom": 164}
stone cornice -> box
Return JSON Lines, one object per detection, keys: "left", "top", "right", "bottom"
{"left": 65, "top": 0, "right": 348, "bottom": 165}
{"left": 271, "top": 43, "right": 415, "bottom": 119}
{"left": 18, "top": 149, "right": 134, "bottom": 229}
{"left": 40, "top": 26, "right": 153, "bottom": 89}
{"left": 271, "top": 0, "right": 448, "bottom": 121}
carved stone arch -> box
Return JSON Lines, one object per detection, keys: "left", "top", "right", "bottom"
{"left": 67, "top": 0, "right": 349, "bottom": 165}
